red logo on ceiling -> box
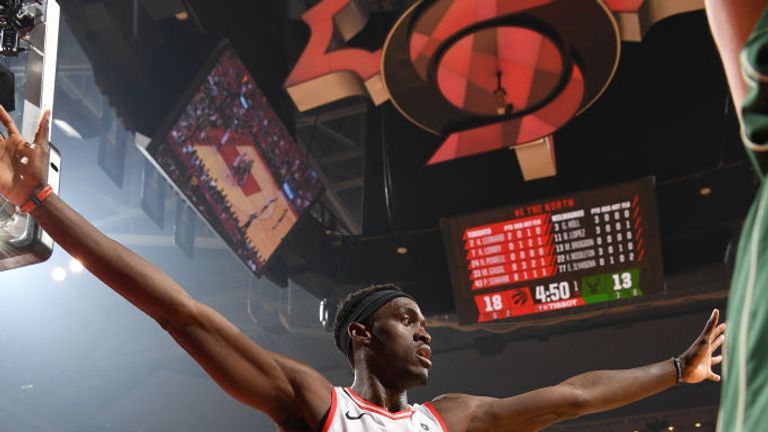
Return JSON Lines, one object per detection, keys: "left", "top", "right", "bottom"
{"left": 284, "top": 0, "right": 686, "bottom": 165}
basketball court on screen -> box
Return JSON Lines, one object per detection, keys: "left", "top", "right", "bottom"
{"left": 193, "top": 128, "right": 297, "bottom": 262}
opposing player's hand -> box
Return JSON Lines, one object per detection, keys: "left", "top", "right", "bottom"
{"left": 680, "top": 309, "right": 726, "bottom": 384}
{"left": 0, "top": 106, "right": 51, "bottom": 206}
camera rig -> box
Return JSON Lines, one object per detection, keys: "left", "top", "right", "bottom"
{"left": 0, "top": 0, "right": 41, "bottom": 56}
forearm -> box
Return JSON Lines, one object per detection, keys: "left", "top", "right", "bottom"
{"left": 28, "top": 194, "right": 332, "bottom": 420}
{"left": 705, "top": 0, "right": 767, "bottom": 110}
{"left": 562, "top": 359, "right": 676, "bottom": 416}
{"left": 30, "top": 194, "right": 196, "bottom": 325}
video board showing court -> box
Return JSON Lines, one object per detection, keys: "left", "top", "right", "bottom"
{"left": 143, "top": 44, "right": 323, "bottom": 275}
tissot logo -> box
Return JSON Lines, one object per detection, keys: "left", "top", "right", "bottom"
{"left": 284, "top": 0, "right": 700, "bottom": 165}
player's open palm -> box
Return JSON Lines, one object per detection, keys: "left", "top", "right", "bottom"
{"left": 681, "top": 309, "right": 726, "bottom": 384}
{"left": 0, "top": 106, "right": 50, "bottom": 206}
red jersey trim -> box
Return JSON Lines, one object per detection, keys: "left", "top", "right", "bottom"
{"left": 423, "top": 402, "right": 449, "bottom": 432}
{"left": 343, "top": 387, "right": 415, "bottom": 420}
{"left": 321, "top": 387, "right": 338, "bottom": 432}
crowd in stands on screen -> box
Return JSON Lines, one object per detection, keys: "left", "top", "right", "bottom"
{"left": 156, "top": 49, "right": 324, "bottom": 270}
{"left": 155, "top": 144, "right": 265, "bottom": 271}
{"left": 168, "top": 50, "right": 322, "bottom": 213}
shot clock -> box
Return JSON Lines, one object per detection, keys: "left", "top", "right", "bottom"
{"left": 441, "top": 178, "right": 664, "bottom": 325}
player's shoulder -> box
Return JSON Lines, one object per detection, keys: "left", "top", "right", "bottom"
{"left": 429, "top": 393, "right": 493, "bottom": 416}
{"left": 428, "top": 393, "right": 494, "bottom": 431}
{"left": 269, "top": 354, "right": 334, "bottom": 432}
{"left": 432, "top": 392, "right": 494, "bottom": 404}
{"left": 273, "top": 351, "right": 333, "bottom": 388}
{"left": 739, "top": 5, "right": 768, "bottom": 176}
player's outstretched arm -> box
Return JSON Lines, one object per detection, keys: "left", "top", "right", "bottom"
{"left": 0, "top": 107, "right": 332, "bottom": 427}
{"left": 432, "top": 309, "right": 725, "bottom": 432}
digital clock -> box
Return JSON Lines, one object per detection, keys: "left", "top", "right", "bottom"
{"left": 441, "top": 178, "right": 664, "bottom": 325}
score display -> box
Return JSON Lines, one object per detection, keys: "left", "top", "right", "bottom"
{"left": 441, "top": 178, "right": 664, "bottom": 325}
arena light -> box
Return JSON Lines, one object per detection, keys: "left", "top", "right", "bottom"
{"left": 69, "top": 258, "right": 83, "bottom": 274}
{"left": 51, "top": 267, "right": 66, "bottom": 282}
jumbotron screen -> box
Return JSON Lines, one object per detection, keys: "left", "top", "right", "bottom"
{"left": 441, "top": 178, "right": 664, "bottom": 325}
{"left": 142, "top": 45, "right": 323, "bottom": 275}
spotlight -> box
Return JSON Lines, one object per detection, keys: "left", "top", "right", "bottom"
{"left": 68, "top": 258, "right": 83, "bottom": 273}
{"left": 51, "top": 266, "right": 65, "bottom": 282}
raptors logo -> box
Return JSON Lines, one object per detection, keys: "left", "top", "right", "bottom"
{"left": 285, "top": 0, "right": 703, "bottom": 168}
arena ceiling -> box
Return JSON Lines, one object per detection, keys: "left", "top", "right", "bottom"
{"left": 55, "top": 0, "right": 755, "bottom": 294}
{"left": 0, "top": 1, "right": 746, "bottom": 431}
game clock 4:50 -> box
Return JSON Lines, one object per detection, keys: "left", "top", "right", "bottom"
{"left": 534, "top": 281, "right": 573, "bottom": 303}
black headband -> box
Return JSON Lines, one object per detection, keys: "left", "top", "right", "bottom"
{"left": 339, "top": 289, "right": 414, "bottom": 359}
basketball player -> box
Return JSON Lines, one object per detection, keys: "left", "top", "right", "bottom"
{"left": 0, "top": 108, "right": 725, "bottom": 431}
{"left": 704, "top": 1, "right": 768, "bottom": 430}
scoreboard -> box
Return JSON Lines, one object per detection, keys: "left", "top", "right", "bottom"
{"left": 440, "top": 178, "right": 664, "bottom": 325}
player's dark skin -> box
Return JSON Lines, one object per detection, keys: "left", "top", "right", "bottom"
{"left": 0, "top": 107, "right": 725, "bottom": 431}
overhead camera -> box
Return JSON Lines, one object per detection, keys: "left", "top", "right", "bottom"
{"left": 0, "top": 0, "right": 40, "bottom": 56}
{"left": 0, "top": 0, "right": 43, "bottom": 110}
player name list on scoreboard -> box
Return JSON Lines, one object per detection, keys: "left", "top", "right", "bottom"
{"left": 461, "top": 196, "right": 648, "bottom": 322}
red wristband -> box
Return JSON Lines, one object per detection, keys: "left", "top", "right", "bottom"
{"left": 20, "top": 184, "right": 53, "bottom": 213}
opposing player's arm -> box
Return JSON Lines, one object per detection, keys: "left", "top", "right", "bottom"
{"left": 0, "top": 107, "right": 332, "bottom": 426}
{"left": 704, "top": 0, "right": 767, "bottom": 110}
{"left": 432, "top": 310, "right": 725, "bottom": 432}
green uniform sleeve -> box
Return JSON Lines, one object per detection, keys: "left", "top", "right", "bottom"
{"left": 719, "top": 8, "right": 768, "bottom": 432}
{"left": 741, "top": 9, "right": 768, "bottom": 178}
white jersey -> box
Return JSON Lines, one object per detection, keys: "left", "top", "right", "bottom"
{"left": 319, "top": 387, "right": 448, "bottom": 432}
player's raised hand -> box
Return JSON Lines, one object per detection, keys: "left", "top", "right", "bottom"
{"left": 0, "top": 106, "right": 51, "bottom": 206}
{"left": 680, "top": 309, "right": 726, "bottom": 384}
